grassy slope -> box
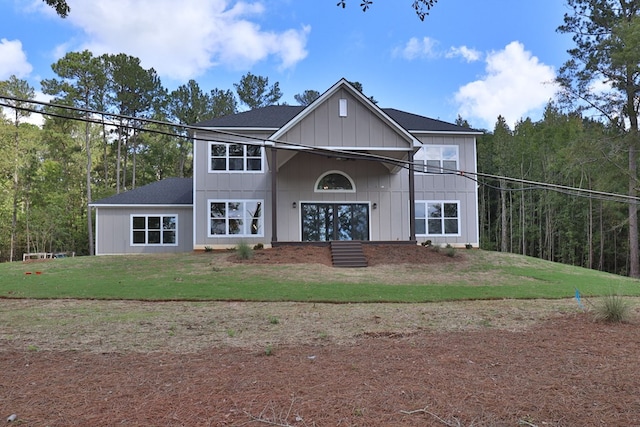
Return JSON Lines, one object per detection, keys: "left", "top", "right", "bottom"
{"left": 1, "top": 250, "right": 638, "bottom": 302}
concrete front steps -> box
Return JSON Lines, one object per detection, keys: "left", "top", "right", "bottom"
{"left": 330, "top": 240, "right": 368, "bottom": 268}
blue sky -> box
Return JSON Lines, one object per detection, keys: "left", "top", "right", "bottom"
{"left": 0, "top": 0, "right": 573, "bottom": 130}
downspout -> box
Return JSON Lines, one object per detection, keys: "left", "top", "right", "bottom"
{"left": 408, "top": 149, "right": 416, "bottom": 241}
{"left": 270, "top": 145, "right": 278, "bottom": 243}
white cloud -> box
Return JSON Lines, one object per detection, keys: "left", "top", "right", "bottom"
{"left": 393, "top": 37, "right": 438, "bottom": 60}
{"left": 455, "top": 41, "right": 558, "bottom": 129}
{"left": 0, "top": 38, "right": 33, "bottom": 79}
{"left": 60, "top": 0, "right": 309, "bottom": 80}
{"left": 446, "top": 45, "right": 481, "bottom": 62}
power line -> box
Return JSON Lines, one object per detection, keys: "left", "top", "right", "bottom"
{"left": 2, "top": 94, "right": 638, "bottom": 205}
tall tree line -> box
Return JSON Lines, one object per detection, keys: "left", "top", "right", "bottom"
{"left": 477, "top": 104, "right": 633, "bottom": 275}
{"left": 0, "top": 50, "right": 297, "bottom": 261}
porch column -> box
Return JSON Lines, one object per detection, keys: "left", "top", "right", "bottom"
{"left": 270, "top": 145, "right": 278, "bottom": 243}
{"left": 408, "top": 150, "right": 416, "bottom": 241}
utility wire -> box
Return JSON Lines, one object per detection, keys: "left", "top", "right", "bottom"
{"left": 2, "top": 95, "right": 638, "bottom": 205}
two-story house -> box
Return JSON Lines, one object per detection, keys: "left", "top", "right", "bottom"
{"left": 91, "top": 78, "right": 481, "bottom": 255}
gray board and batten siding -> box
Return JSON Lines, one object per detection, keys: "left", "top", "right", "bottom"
{"left": 91, "top": 78, "right": 481, "bottom": 254}
{"left": 193, "top": 81, "right": 480, "bottom": 248}
{"left": 90, "top": 178, "right": 194, "bottom": 255}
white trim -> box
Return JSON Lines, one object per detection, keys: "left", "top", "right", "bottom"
{"left": 130, "top": 214, "right": 179, "bottom": 246}
{"left": 314, "top": 170, "right": 356, "bottom": 193}
{"left": 273, "top": 145, "right": 414, "bottom": 152}
{"left": 94, "top": 207, "right": 100, "bottom": 255}
{"left": 409, "top": 130, "right": 484, "bottom": 136}
{"left": 472, "top": 136, "right": 480, "bottom": 245}
{"left": 89, "top": 204, "right": 192, "bottom": 208}
{"left": 193, "top": 138, "right": 198, "bottom": 251}
{"left": 207, "top": 199, "right": 265, "bottom": 238}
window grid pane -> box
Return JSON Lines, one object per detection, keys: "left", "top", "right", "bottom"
{"left": 131, "top": 215, "right": 177, "bottom": 245}
{"left": 208, "top": 200, "right": 264, "bottom": 237}
{"left": 418, "top": 145, "right": 459, "bottom": 174}
{"left": 210, "top": 143, "right": 262, "bottom": 172}
{"left": 415, "top": 201, "right": 460, "bottom": 236}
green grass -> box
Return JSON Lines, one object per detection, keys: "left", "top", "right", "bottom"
{"left": 1, "top": 250, "right": 638, "bottom": 302}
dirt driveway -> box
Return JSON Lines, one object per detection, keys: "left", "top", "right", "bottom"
{"left": 2, "top": 246, "right": 639, "bottom": 426}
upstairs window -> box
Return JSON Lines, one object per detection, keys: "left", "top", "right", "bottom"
{"left": 131, "top": 215, "right": 177, "bottom": 246}
{"left": 315, "top": 171, "right": 355, "bottom": 192}
{"left": 209, "top": 142, "right": 263, "bottom": 172}
{"left": 416, "top": 145, "right": 459, "bottom": 174}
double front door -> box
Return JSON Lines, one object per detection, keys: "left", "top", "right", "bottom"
{"left": 301, "top": 203, "right": 369, "bottom": 241}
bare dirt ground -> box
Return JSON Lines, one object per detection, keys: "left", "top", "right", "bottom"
{"left": 2, "top": 245, "right": 640, "bottom": 426}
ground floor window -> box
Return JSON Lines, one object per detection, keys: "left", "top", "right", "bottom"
{"left": 415, "top": 201, "right": 460, "bottom": 236}
{"left": 131, "top": 215, "right": 177, "bottom": 245}
{"left": 208, "top": 200, "right": 264, "bottom": 237}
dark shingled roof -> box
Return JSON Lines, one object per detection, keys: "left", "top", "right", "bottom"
{"left": 92, "top": 177, "right": 193, "bottom": 205}
{"left": 194, "top": 105, "right": 478, "bottom": 133}
{"left": 194, "top": 105, "right": 304, "bottom": 128}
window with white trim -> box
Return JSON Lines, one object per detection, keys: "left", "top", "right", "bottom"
{"left": 415, "top": 145, "right": 459, "bottom": 173}
{"left": 131, "top": 215, "right": 177, "bottom": 245}
{"left": 415, "top": 201, "right": 460, "bottom": 236}
{"left": 314, "top": 171, "right": 356, "bottom": 192}
{"left": 209, "top": 142, "right": 263, "bottom": 172}
{"left": 208, "top": 200, "right": 264, "bottom": 237}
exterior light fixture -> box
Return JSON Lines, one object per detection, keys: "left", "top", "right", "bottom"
{"left": 372, "top": 203, "right": 377, "bottom": 209}
{"left": 292, "top": 202, "right": 297, "bottom": 209}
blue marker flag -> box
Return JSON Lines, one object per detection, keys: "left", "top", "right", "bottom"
{"left": 575, "top": 288, "right": 584, "bottom": 309}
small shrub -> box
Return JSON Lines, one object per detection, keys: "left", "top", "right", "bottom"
{"left": 421, "top": 240, "right": 432, "bottom": 247}
{"left": 204, "top": 245, "right": 213, "bottom": 252}
{"left": 269, "top": 316, "right": 279, "bottom": 325}
{"left": 593, "top": 293, "right": 631, "bottom": 323}
{"left": 265, "top": 344, "right": 274, "bottom": 356}
{"left": 446, "top": 246, "right": 456, "bottom": 257}
{"left": 236, "top": 241, "right": 254, "bottom": 259}
{"left": 431, "top": 245, "right": 440, "bottom": 253}
{"left": 226, "top": 329, "right": 236, "bottom": 337}
{"left": 253, "top": 243, "right": 264, "bottom": 250}
{"left": 465, "top": 243, "right": 473, "bottom": 249}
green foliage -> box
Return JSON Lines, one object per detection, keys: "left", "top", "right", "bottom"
{"left": 477, "top": 102, "right": 634, "bottom": 276}
{"left": 269, "top": 316, "right": 279, "bottom": 325}
{"left": 294, "top": 90, "right": 320, "bottom": 106}
{"left": 592, "top": 293, "right": 632, "bottom": 323}
{"left": 236, "top": 241, "right": 254, "bottom": 260}
{"left": 234, "top": 72, "right": 282, "bottom": 109}
{"left": 43, "top": 0, "right": 70, "bottom": 17}
{"left": 264, "top": 344, "right": 274, "bottom": 356}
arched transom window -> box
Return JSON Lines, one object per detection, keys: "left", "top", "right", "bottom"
{"left": 315, "top": 171, "right": 356, "bottom": 192}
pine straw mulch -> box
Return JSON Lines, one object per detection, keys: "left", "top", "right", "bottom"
{"left": 2, "top": 245, "right": 640, "bottom": 426}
